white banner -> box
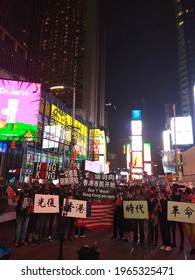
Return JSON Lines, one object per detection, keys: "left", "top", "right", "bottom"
{"left": 123, "top": 200, "right": 148, "bottom": 219}
{"left": 34, "top": 194, "right": 59, "bottom": 213}
{"left": 62, "top": 198, "right": 87, "bottom": 218}
{"left": 168, "top": 201, "right": 195, "bottom": 223}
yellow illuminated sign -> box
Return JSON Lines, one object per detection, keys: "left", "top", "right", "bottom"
{"left": 132, "top": 151, "right": 143, "bottom": 168}
{"left": 51, "top": 104, "right": 88, "bottom": 147}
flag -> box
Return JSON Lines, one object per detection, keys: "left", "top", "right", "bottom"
{"left": 76, "top": 201, "right": 115, "bottom": 230}
{"left": 6, "top": 185, "right": 16, "bottom": 198}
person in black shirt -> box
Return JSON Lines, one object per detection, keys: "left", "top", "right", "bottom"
{"left": 171, "top": 184, "right": 184, "bottom": 250}
{"left": 13, "top": 185, "right": 33, "bottom": 246}
{"left": 147, "top": 190, "right": 160, "bottom": 246}
{"left": 158, "top": 189, "right": 172, "bottom": 251}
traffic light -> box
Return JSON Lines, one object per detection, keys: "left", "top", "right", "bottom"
{"left": 10, "top": 140, "right": 16, "bottom": 150}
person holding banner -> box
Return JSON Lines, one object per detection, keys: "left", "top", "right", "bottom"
{"left": 121, "top": 187, "right": 133, "bottom": 243}
{"left": 170, "top": 184, "right": 184, "bottom": 250}
{"left": 36, "top": 184, "right": 51, "bottom": 244}
{"left": 182, "top": 187, "right": 195, "bottom": 255}
{"left": 62, "top": 189, "right": 75, "bottom": 241}
{"left": 131, "top": 185, "right": 145, "bottom": 246}
{"left": 111, "top": 186, "right": 124, "bottom": 240}
{"left": 74, "top": 188, "right": 85, "bottom": 238}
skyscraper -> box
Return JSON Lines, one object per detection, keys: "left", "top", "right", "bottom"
{"left": 175, "top": 0, "right": 195, "bottom": 141}
{"left": 0, "top": 0, "right": 36, "bottom": 80}
{"left": 32, "top": 0, "right": 105, "bottom": 128}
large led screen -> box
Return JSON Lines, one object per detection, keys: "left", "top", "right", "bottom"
{"left": 131, "top": 120, "right": 142, "bottom": 136}
{"left": 131, "top": 136, "right": 142, "bottom": 151}
{"left": 132, "top": 110, "right": 142, "bottom": 120}
{"left": 0, "top": 79, "right": 41, "bottom": 141}
{"left": 170, "top": 116, "right": 193, "bottom": 145}
{"left": 143, "top": 142, "right": 151, "bottom": 161}
{"left": 131, "top": 151, "right": 143, "bottom": 168}
{"left": 42, "top": 125, "right": 61, "bottom": 148}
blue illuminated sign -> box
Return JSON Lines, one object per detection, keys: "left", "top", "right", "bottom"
{"left": 132, "top": 110, "right": 142, "bottom": 120}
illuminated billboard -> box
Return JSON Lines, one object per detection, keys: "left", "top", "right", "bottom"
{"left": 0, "top": 142, "right": 7, "bottom": 154}
{"left": 131, "top": 120, "right": 142, "bottom": 136}
{"left": 163, "top": 130, "right": 171, "bottom": 151}
{"left": 131, "top": 151, "right": 143, "bottom": 168}
{"left": 126, "top": 144, "right": 131, "bottom": 169}
{"left": 144, "top": 163, "right": 152, "bottom": 175}
{"left": 88, "top": 129, "right": 107, "bottom": 172}
{"left": 51, "top": 104, "right": 88, "bottom": 150}
{"left": 85, "top": 160, "right": 101, "bottom": 173}
{"left": 131, "top": 136, "right": 142, "bottom": 151}
{"left": 0, "top": 79, "right": 41, "bottom": 141}
{"left": 170, "top": 116, "right": 193, "bottom": 145}
{"left": 143, "top": 142, "right": 151, "bottom": 161}
{"left": 132, "top": 110, "right": 142, "bottom": 120}
{"left": 42, "top": 125, "right": 61, "bottom": 148}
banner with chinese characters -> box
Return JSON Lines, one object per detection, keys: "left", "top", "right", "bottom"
{"left": 123, "top": 200, "right": 148, "bottom": 219}
{"left": 32, "top": 162, "right": 59, "bottom": 180}
{"left": 59, "top": 168, "right": 80, "bottom": 186}
{"left": 82, "top": 172, "right": 116, "bottom": 202}
{"left": 33, "top": 194, "right": 59, "bottom": 213}
{"left": 62, "top": 198, "right": 87, "bottom": 218}
{"left": 168, "top": 201, "right": 195, "bottom": 224}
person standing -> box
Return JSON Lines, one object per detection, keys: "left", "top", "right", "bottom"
{"left": 13, "top": 185, "right": 33, "bottom": 246}
{"left": 147, "top": 190, "right": 159, "bottom": 246}
{"left": 171, "top": 184, "right": 184, "bottom": 250}
{"left": 182, "top": 187, "right": 195, "bottom": 255}
{"left": 111, "top": 186, "right": 124, "bottom": 240}
{"left": 74, "top": 188, "right": 85, "bottom": 238}
{"left": 131, "top": 185, "right": 145, "bottom": 245}
{"left": 158, "top": 189, "right": 172, "bottom": 252}
{"left": 122, "top": 187, "right": 133, "bottom": 242}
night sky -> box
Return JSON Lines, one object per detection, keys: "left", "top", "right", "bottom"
{"left": 102, "top": 0, "right": 180, "bottom": 165}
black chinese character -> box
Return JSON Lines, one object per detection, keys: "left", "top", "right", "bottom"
{"left": 76, "top": 203, "right": 85, "bottom": 213}
{"left": 126, "top": 203, "right": 134, "bottom": 213}
{"left": 171, "top": 205, "right": 180, "bottom": 217}
{"left": 184, "top": 206, "right": 194, "bottom": 218}
{"left": 38, "top": 197, "right": 46, "bottom": 207}
{"left": 47, "top": 198, "right": 56, "bottom": 207}
{"left": 135, "top": 204, "right": 144, "bottom": 214}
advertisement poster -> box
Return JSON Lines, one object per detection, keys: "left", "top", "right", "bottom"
{"left": 0, "top": 79, "right": 41, "bottom": 141}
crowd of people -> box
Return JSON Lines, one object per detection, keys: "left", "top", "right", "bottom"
{"left": 1, "top": 180, "right": 195, "bottom": 256}
{"left": 1, "top": 181, "right": 85, "bottom": 247}
{"left": 111, "top": 182, "right": 195, "bottom": 255}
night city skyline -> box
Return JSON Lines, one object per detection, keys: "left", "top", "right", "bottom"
{"left": 102, "top": 0, "right": 180, "bottom": 164}
{"left": 1, "top": 0, "right": 195, "bottom": 172}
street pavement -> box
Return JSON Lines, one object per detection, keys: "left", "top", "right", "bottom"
{"left": 5, "top": 226, "right": 195, "bottom": 260}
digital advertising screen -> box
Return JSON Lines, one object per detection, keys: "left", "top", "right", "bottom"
{"left": 0, "top": 142, "right": 7, "bottom": 154}
{"left": 131, "top": 109, "right": 142, "bottom": 120}
{"left": 0, "top": 79, "right": 41, "bottom": 141}
{"left": 131, "top": 120, "right": 142, "bottom": 136}
{"left": 170, "top": 116, "right": 194, "bottom": 145}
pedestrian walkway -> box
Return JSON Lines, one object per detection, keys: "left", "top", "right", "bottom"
{"left": 8, "top": 228, "right": 195, "bottom": 260}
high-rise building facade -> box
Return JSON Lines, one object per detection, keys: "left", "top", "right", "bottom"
{"left": 175, "top": 0, "right": 195, "bottom": 141}
{"left": 32, "top": 0, "right": 105, "bottom": 128}
{"left": 0, "top": 0, "right": 36, "bottom": 80}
